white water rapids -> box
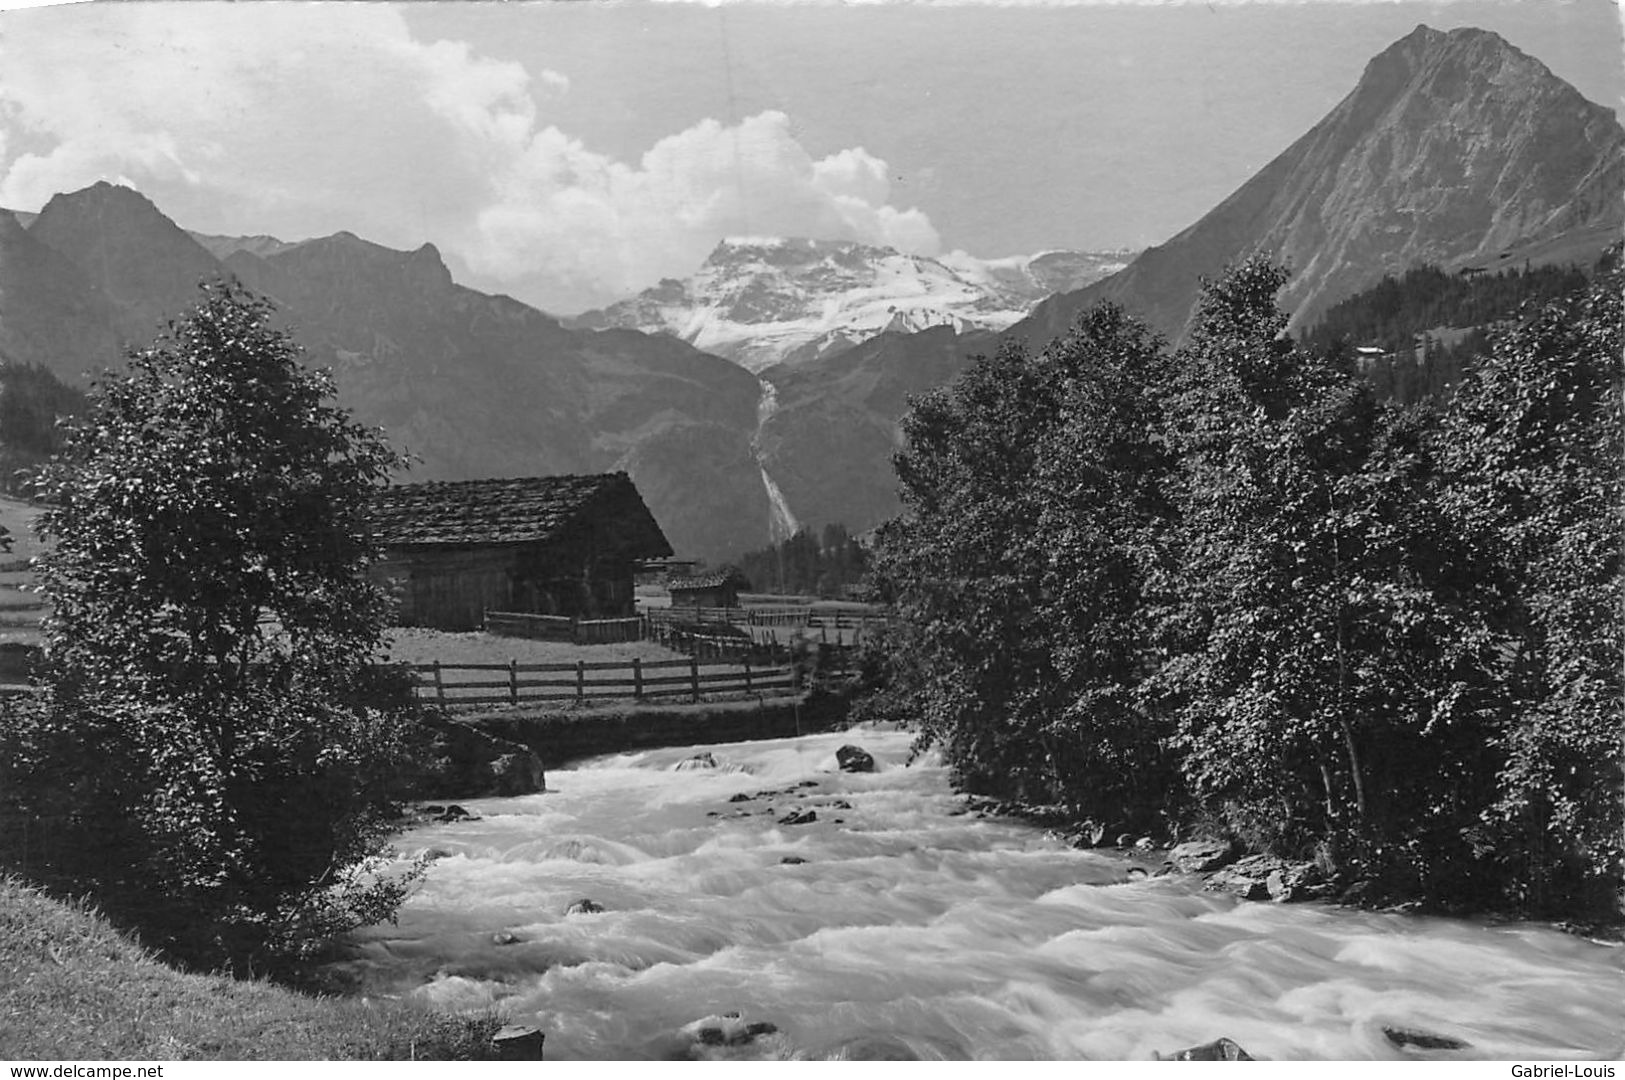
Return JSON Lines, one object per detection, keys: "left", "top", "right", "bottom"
{"left": 336, "top": 726, "right": 1625, "bottom": 1060}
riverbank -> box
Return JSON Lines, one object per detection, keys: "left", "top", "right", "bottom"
{"left": 960, "top": 794, "right": 1625, "bottom": 940}
{"left": 458, "top": 686, "right": 853, "bottom": 768}
{"left": 0, "top": 876, "right": 501, "bottom": 1060}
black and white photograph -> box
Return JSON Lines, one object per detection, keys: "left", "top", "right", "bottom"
{"left": 0, "top": 0, "right": 1621, "bottom": 1064}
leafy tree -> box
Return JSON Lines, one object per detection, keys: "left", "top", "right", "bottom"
{"left": 871, "top": 306, "right": 1177, "bottom": 824}
{"left": 1152, "top": 260, "right": 1508, "bottom": 888}
{"left": 1437, "top": 259, "right": 1623, "bottom": 913}
{"left": 14, "top": 280, "right": 419, "bottom": 969}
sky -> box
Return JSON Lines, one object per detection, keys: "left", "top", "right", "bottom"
{"left": 1, "top": 0, "right": 1621, "bottom": 315}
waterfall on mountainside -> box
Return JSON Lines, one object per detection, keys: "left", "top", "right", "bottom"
{"left": 752, "top": 378, "right": 800, "bottom": 542}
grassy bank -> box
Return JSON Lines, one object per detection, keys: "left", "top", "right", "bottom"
{"left": 0, "top": 876, "right": 500, "bottom": 1060}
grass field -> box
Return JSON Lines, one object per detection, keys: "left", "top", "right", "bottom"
{"left": 383, "top": 627, "right": 687, "bottom": 667}
{"left": 0, "top": 876, "right": 501, "bottom": 1060}
{"left": 0, "top": 496, "right": 46, "bottom": 647}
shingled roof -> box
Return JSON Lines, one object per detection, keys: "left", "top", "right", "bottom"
{"left": 372, "top": 473, "right": 673, "bottom": 555}
{"left": 670, "top": 570, "right": 747, "bottom": 591}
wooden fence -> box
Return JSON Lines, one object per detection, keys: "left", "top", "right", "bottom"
{"left": 485, "top": 610, "right": 645, "bottom": 645}
{"left": 409, "top": 655, "right": 800, "bottom": 706}
{"left": 481, "top": 603, "right": 890, "bottom": 657}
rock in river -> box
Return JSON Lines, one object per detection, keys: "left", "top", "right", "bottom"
{"left": 563, "top": 898, "right": 605, "bottom": 916}
{"left": 836, "top": 745, "right": 875, "bottom": 772}
{"left": 1156, "top": 1037, "right": 1254, "bottom": 1060}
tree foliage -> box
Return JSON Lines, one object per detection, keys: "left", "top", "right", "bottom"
{"left": 736, "top": 523, "right": 869, "bottom": 599}
{"left": 871, "top": 254, "right": 1622, "bottom": 917}
{"left": 870, "top": 305, "right": 1178, "bottom": 825}
{"left": 4, "top": 281, "right": 421, "bottom": 969}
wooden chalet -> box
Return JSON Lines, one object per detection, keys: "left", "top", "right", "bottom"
{"left": 371, "top": 473, "right": 673, "bottom": 630}
{"left": 667, "top": 569, "right": 747, "bottom": 609}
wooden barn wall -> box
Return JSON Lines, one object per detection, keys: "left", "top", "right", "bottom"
{"left": 374, "top": 486, "right": 665, "bottom": 628}
{"left": 512, "top": 534, "right": 637, "bottom": 619}
{"left": 375, "top": 546, "right": 521, "bottom": 630}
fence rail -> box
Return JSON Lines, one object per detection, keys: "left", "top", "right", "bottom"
{"left": 409, "top": 655, "right": 800, "bottom": 706}
{"left": 485, "top": 610, "right": 645, "bottom": 645}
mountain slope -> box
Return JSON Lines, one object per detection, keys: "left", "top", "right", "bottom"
{"left": 759, "top": 24, "right": 1625, "bottom": 537}
{"left": 225, "top": 232, "right": 771, "bottom": 560}
{"left": 571, "top": 237, "right": 1128, "bottom": 373}
{"left": 0, "top": 210, "right": 123, "bottom": 379}
{"left": 28, "top": 181, "right": 231, "bottom": 347}
{"left": 1015, "top": 24, "right": 1625, "bottom": 346}
{"left": 2, "top": 186, "right": 770, "bottom": 560}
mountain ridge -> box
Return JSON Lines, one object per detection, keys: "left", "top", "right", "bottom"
{"left": 569, "top": 236, "right": 1130, "bottom": 373}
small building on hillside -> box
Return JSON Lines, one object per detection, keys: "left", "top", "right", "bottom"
{"left": 371, "top": 473, "right": 673, "bottom": 630}
{"left": 668, "top": 569, "right": 747, "bottom": 609}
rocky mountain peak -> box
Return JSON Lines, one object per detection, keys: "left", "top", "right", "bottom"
{"left": 572, "top": 237, "right": 1130, "bottom": 372}
{"left": 1015, "top": 23, "right": 1623, "bottom": 346}
{"left": 28, "top": 181, "right": 227, "bottom": 343}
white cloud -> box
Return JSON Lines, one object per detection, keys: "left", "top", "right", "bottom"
{"left": 463, "top": 111, "right": 941, "bottom": 304}
{"left": 0, "top": 3, "right": 937, "bottom": 312}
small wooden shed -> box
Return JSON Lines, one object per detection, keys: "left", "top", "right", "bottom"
{"left": 667, "top": 569, "right": 747, "bottom": 609}
{"left": 371, "top": 473, "right": 673, "bottom": 630}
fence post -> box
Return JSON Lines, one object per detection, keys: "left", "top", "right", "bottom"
{"left": 509, "top": 659, "right": 519, "bottom": 703}
{"left": 633, "top": 657, "right": 643, "bottom": 700}
{"left": 690, "top": 654, "right": 700, "bottom": 702}
{"left": 433, "top": 660, "right": 444, "bottom": 702}
{"left": 744, "top": 657, "right": 752, "bottom": 693}
{"left": 576, "top": 659, "right": 585, "bottom": 703}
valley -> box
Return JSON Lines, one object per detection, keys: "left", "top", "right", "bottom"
{"left": 1, "top": 23, "right": 1618, "bottom": 562}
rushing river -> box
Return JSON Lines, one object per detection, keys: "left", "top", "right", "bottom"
{"left": 336, "top": 726, "right": 1625, "bottom": 1060}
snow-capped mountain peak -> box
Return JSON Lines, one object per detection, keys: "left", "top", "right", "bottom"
{"left": 569, "top": 237, "right": 1131, "bottom": 372}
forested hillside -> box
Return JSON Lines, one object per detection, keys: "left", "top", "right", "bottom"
{"left": 0, "top": 361, "right": 85, "bottom": 496}
{"left": 1300, "top": 255, "right": 1607, "bottom": 403}
{"left": 735, "top": 524, "right": 869, "bottom": 599}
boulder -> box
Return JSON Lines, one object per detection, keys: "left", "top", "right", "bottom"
{"left": 408, "top": 716, "right": 545, "bottom": 799}
{"left": 491, "top": 1024, "right": 544, "bottom": 1060}
{"left": 1066, "top": 821, "right": 1109, "bottom": 848}
{"left": 675, "top": 752, "right": 719, "bottom": 771}
{"left": 563, "top": 898, "right": 605, "bottom": 916}
{"left": 836, "top": 745, "right": 876, "bottom": 773}
{"left": 778, "top": 808, "right": 817, "bottom": 826}
{"left": 1156, "top": 1037, "right": 1254, "bottom": 1061}
{"left": 491, "top": 931, "right": 522, "bottom": 946}
{"left": 1206, "top": 854, "right": 1325, "bottom": 903}
{"left": 681, "top": 1012, "right": 779, "bottom": 1048}
{"left": 1169, "top": 839, "right": 1240, "bottom": 874}
{"left": 728, "top": 792, "right": 754, "bottom": 803}
{"left": 1383, "top": 1027, "right": 1471, "bottom": 1051}
{"left": 489, "top": 752, "right": 545, "bottom": 796}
